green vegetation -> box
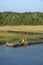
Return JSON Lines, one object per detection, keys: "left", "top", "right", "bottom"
{"left": 0, "top": 32, "right": 41, "bottom": 43}
{"left": 0, "top": 12, "right": 43, "bottom": 44}
{"left": 0, "top": 25, "right": 43, "bottom": 43}
{"left": 0, "top": 12, "right": 43, "bottom": 25}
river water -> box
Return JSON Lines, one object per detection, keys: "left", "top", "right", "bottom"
{"left": 0, "top": 44, "right": 43, "bottom": 65}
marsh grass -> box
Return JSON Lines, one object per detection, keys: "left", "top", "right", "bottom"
{"left": 0, "top": 32, "right": 42, "bottom": 42}
{"left": 0, "top": 25, "right": 43, "bottom": 32}
{"left": 0, "top": 25, "right": 43, "bottom": 43}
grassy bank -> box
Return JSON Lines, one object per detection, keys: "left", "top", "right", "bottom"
{"left": 0, "top": 25, "right": 43, "bottom": 44}
{"left": 0, "top": 32, "right": 42, "bottom": 43}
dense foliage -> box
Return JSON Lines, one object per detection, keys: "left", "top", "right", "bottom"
{"left": 0, "top": 12, "right": 43, "bottom": 25}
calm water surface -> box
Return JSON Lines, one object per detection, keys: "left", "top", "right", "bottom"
{"left": 0, "top": 44, "right": 43, "bottom": 65}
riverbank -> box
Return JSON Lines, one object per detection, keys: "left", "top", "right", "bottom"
{"left": 0, "top": 25, "right": 43, "bottom": 44}
{"left": 0, "top": 32, "right": 42, "bottom": 44}
{"left": 6, "top": 39, "right": 43, "bottom": 48}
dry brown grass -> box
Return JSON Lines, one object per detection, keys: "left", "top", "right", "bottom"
{"left": 0, "top": 25, "right": 43, "bottom": 33}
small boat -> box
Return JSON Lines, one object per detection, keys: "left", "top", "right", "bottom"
{"left": 6, "top": 43, "right": 14, "bottom": 47}
{"left": 6, "top": 42, "right": 21, "bottom": 47}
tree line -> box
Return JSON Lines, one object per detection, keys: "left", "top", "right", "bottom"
{"left": 0, "top": 12, "right": 43, "bottom": 25}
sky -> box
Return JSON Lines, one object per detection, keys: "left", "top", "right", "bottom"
{"left": 0, "top": 0, "right": 43, "bottom": 12}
